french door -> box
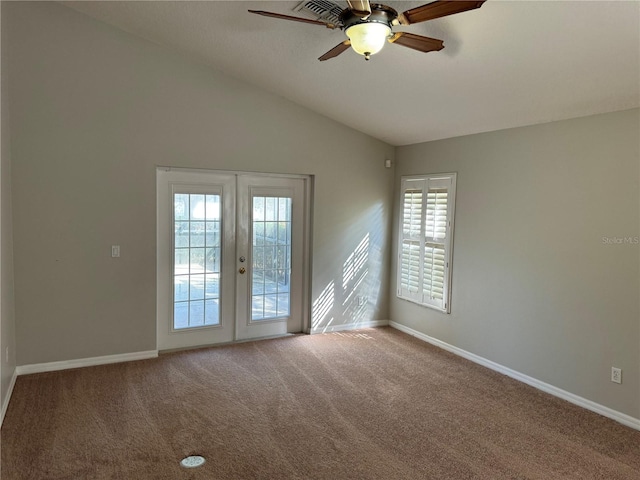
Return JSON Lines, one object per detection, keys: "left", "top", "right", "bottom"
{"left": 157, "top": 169, "right": 309, "bottom": 351}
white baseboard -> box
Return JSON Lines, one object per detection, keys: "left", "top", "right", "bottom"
{"left": 310, "top": 319, "right": 389, "bottom": 334}
{"left": 1, "top": 368, "right": 18, "bottom": 428}
{"left": 389, "top": 321, "right": 640, "bottom": 431}
{"left": 15, "top": 350, "right": 158, "bottom": 376}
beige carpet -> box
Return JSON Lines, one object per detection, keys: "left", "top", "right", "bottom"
{"left": 2, "top": 327, "right": 639, "bottom": 479}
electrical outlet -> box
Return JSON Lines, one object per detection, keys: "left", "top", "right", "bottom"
{"left": 611, "top": 367, "right": 622, "bottom": 384}
{"left": 111, "top": 245, "right": 120, "bottom": 258}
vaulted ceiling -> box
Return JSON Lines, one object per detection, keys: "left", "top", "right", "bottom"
{"left": 62, "top": 1, "right": 640, "bottom": 146}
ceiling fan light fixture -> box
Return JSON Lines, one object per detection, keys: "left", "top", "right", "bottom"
{"left": 250, "top": 1, "right": 486, "bottom": 62}
{"left": 345, "top": 22, "right": 391, "bottom": 59}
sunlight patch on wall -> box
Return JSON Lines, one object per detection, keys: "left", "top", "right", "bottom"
{"left": 341, "top": 233, "right": 370, "bottom": 325}
{"left": 342, "top": 234, "right": 369, "bottom": 289}
{"left": 311, "top": 201, "right": 388, "bottom": 332}
{"left": 311, "top": 280, "right": 334, "bottom": 329}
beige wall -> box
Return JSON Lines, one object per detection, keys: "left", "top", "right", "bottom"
{"left": 7, "top": 2, "right": 394, "bottom": 365}
{"left": 1, "top": 2, "right": 17, "bottom": 418}
{"left": 392, "top": 109, "right": 640, "bottom": 418}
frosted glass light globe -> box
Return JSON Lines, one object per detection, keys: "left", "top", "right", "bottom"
{"left": 346, "top": 23, "right": 391, "bottom": 57}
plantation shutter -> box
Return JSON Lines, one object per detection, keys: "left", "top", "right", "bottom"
{"left": 399, "top": 180, "right": 424, "bottom": 302}
{"left": 397, "top": 174, "right": 456, "bottom": 312}
{"left": 423, "top": 180, "right": 449, "bottom": 307}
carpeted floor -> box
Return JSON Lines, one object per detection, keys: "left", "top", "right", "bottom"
{"left": 2, "top": 327, "right": 639, "bottom": 479}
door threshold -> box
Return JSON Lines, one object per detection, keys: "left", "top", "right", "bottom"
{"left": 158, "top": 332, "right": 304, "bottom": 355}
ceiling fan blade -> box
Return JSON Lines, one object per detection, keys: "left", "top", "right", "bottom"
{"left": 318, "top": 41, "right": 351, "bottom": 61}
{"left": 389, "top": 32, "right": 444, "bottom": 53}
{"left": 248, "top": 10, "right": 337, "bottom": 29}
{"left": 398, "top": 1, "right": 485, "bottom": 25}
{"left": 346, "top": 0, "right": 372, "bottom": 18}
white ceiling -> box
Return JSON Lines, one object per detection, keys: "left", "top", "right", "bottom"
{"left": 61, "top": 0, "right": 640, "bottom": 146}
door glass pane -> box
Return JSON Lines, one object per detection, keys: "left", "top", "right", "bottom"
{"left": 173, "top": 193, "right": 221, "bottom": 329}
{"left": 251, "top": 196, "right": 291, "bottom": 321}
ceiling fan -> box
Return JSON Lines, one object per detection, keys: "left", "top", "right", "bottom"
{"left": 249, "top": 1, "right": 486, "bottom": 61}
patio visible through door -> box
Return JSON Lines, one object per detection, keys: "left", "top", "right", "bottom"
{"left": 156, "top": 169, "right": 309, "bottom": 351}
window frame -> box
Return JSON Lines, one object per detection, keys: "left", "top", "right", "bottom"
{"left": 397, "top": 173, "right": 457, "bottom": 313}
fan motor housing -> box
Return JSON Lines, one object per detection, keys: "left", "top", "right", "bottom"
{"left": 339, "top": 3, "right": 398, "bottom": 30}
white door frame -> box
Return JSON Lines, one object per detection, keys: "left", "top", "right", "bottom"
{"left": 156, "top": 167, "right": 312, "bottom": 351}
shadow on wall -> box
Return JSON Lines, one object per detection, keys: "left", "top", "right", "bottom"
{"left": 311, "top": 203, "right": 386, "bottom": 332}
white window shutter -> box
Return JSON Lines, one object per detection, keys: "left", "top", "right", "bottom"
{"left": 423, "top": 244, "right": 446, "bottom": 301}
{"left": 400, "top": 241, "right": 421, "bottom": 294}
{"left": 397, "top": 174, "right": 456, "bottom": 313}
{"left": 425, "top": 189, "right": 448, "bottom": 241}
{"left": 398, "top": 179, "right": 425, "bottom": 302}
{"left": 402, "top": 189, "right": 423, "bottom": 237}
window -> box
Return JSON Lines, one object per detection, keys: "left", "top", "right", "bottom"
{"left": 173, "top": 192, "right": 222, "bottom": 329}
{"left": 251, "top": 196, "right": 292, "bottom": 321}
{"left": 397, "top": 173, "right": 456, "bottom": 312}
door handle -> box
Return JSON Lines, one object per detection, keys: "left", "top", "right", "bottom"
{"left": 239, "top": 267, "right": 246, "bottom": 274}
